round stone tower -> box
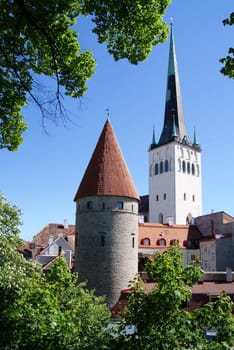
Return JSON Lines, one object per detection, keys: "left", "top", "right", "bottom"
{"left": 74, "top": 120, "right": 139, "bottom": 308}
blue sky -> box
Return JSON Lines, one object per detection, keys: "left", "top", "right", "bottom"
{"left": 0, "top": 1, "right": 233, "bottom": 241}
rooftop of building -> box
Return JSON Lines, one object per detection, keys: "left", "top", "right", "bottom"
{"left": 74, "top": 119, "right": 139, "bottom": 201}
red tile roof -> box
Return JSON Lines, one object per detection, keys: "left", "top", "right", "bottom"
{"left": 74, "top": 120, "right": 139, "bottom": 201}
{"left": 138, "top": 222, "right": 202, "bottom": 248}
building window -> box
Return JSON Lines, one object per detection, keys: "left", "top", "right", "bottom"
{"left": 87, "top": 201, "right": 93, "bottom": 209}
{"left": 159, "top": 213, "right": 163, "bottom": 223}
{"left": 117, "top": 201, "right": 124, "bottom": 209}
{"left": 165, "top": 159, "right": 169, "bottom": 172}
{"left": 156, "top": 194, "right": 159, "bottom": 201}
{"left": 182, "top": 160, "right": 186, "bottom": 173}
{"left": 163, "top": 193, "right": 166, "bottom": 200}
{"left": 155, "top": 163, "right": 159, "bottom": 175}
{"left": 184, "top": 193, "right": 186, "bottom": 200}
{"left": 141, "top": 238, "right": 150, "bottom": 245}
{"left": 192, "top": 194, "right": 195, "bottom": 202}
{"left": 192, "top": 163, "right": 195, "bottom": 175}
{"left": 157, "top": 238, "right": 166, "bottom": 246}
{"left": 187, "top": 162, "right": 190, "bottom": 174}
{"left": 132, "top": 237, "right": 135, "bottom": 248}
{"left": 100, "top": 232, "right": 106, "bottom": 247}
{"left": 101, "top": 235, "right": 105, "bottom": 247}
{"left": 102, "top": 202, "right": 105, "bottom": 209}
{"left": 160, "top": 161, "right": 163, "bottom": 174}
{"left": 170, "top": 239, "right": 179, "bottom": 246}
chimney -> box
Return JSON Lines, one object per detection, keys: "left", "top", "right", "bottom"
{"left": 226, "top": 267, "right": 232, "bottom": 282}
{"left": 64, "top": 219, "right": 68, "bottom": 229}
{"left": 65, "top": 250, "right": 72, "bottom": 269}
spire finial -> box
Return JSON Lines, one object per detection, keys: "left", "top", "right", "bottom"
{"left": 105, "top": 107, "right": 110, "bottom": 120}
{"left": 170, "top": 17, "right": 173, "bottom": 26}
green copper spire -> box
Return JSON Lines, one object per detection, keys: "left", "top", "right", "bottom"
{"left": 149, "top": 125, "right": 157, "bottom": 150}
{"left": 193, "top": 127, "right": 198, "bottom": 145}
{"left": 193, "top": 127, "right": 201, "bottom": 149}
{"left": 158, "top": 23, "right": 190, "bottom": 146}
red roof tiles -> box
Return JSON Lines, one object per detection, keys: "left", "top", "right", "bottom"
{"left": 74, "top": 120, "right": 139, "bottom": 201}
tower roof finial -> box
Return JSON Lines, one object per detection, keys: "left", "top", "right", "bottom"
{"left": 105, "top": 107, "right": 110, "bottom": 121}
{"left": 170, "top": 17, "right": 173, "bottom": 26}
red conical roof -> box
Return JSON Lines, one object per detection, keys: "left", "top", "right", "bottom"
{"left": 74, "top": 120, "right": 139, "bottom": 201}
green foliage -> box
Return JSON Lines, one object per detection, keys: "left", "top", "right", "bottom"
{"left": 82, "top": 0, "right": 170, "bottom": 64}
{"left": 0, "top": 0, "right": 171, "bottom": 150}
{"left": 0, "top": 192, "right": 22, "bottom": 236}
{"left": 0, "top": 0, "right": 95, "bottom": 150}
{"left": 220, "top": 12, "right": 234, "bottom": 79}
{"left": 0, "top": 256, "right": 111, "bottom": 349}
{"left": 0, "top": 194, "right": 111, "bottom": 349}
{"left": 116, "top": 246, "right": 234, "bottom": 350}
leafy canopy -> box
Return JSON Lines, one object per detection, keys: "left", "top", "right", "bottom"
{"left": 0, "top": 0, "right": 171, "bottom": 151}
{"left": 220, "top": 12, "right": 234, "bottom": 79}
{"left": 115, "top": 246, "right": 234, "bottom": 350}
{"left": 0, "top": 193, "right": 111, "bottom": 349}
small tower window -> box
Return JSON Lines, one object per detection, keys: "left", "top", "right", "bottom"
{"left": 101, "top": 235, "right": 105, "bottom": 247}
{"left": 192, "top": 194, "right": 195, "bottom": 202}
{"left": 165, "top": 159, "right": 169, "bottom": 172}
{"left": 102, "top": 202, "right": 105, "bottom": 210}
{"left": 192, "top": 163, "right": 195, "bottom": 175}
{"left": 132, "top": 237, "right": 135, "bottom": 248}
{"left": 159, "top": 213, "right": 163, "bottom": 223}
{"left": 87, "top": 201, "right": 93, "bottom": 209}
{"left": 155, "top": 163, "right": 159, "bottom": 175}
{"left": 160, "top": 161, "right": 163, "bottom": 174}
{"left": 184, "top": 193, "right": 186, "bottom": 200}
{"left": 182, "top": 161, "right": 186, "bottom": 173}
{"left": 117, "top": 201, "right": 124, "bottom": 209}
{"left": 99, "top": 232, "right": 106, "bottom": 247}
{"left": 156, "top": 194, "right": 159, "bottom": 201}
{"left": 163, "top": 193, "right": 166, "bottom": 200}
{"left": 187, "top": 162, "right": 190, "bottom": 174}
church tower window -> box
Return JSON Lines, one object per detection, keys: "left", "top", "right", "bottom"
{"left": 187, "top": 162, "right": 190, "bottom": 174}
{"left": 155, "top": 163, "right": 159, "bottom": 175}
{"left": 160, "top": 161, "right": 163, "bottom": 173}
{"left": 165, "top": 159, "right": 169, "bottom": 172}
{"left": 182, "top": 161, "right": 186, "bottom": 173}
{"left": 192, "top": 163, "right": 195, "bottom": 175}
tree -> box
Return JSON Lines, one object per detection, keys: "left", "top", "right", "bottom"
{"left": 0, "top": 0, "right": 171, "bottom": 151}
{"left": 220, "top": 12, "right": 234, "bottom": 79}
{"left": 2, "top": 257, "right": 111, "bottom": 350}
{"left": 115, "top": 246, "right": 234, "bottom": 349}
{"left": 0, "top": 194, "right": 111, "bottom": 349}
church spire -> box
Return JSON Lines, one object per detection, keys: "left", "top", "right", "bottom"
{"left": 158, "top": 23, "right": 190, "bottom": 146}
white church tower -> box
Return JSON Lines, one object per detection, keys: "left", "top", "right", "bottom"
{"left": 149, "top": 25, "right": 202, "bottom": 225}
